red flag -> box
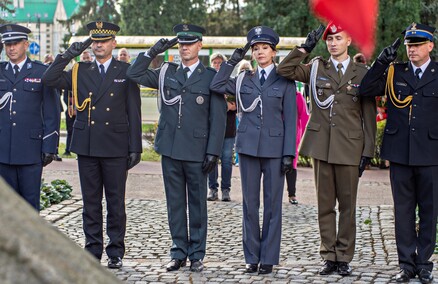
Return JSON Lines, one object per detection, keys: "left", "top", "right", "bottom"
{"left": 310, "top": 0, "right": 378, "bottom": 58}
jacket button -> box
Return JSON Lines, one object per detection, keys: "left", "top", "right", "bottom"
{"left": 89, "top": 92, "right": 93, "bottom": 96}
{"left": 105, "top": 122, "right": 109, "bottom": 125}
{"left": 92, "top": 106, "right": 96, "bottom": 110}
{"left": 332, "top": 123, "right": 336, "bottom": 127}
{"left": 106, "top": 108, "right": 110, "bottom": 111}
{"left": 13, "top": 88, "right": 17, "bottom": 92}
{"left": 12, "top": 111, "right": 16, "bottom": 115}
{"left": 110, "top": 93, "right": 114, "bottom": 96}
{"left": 91, "top": 121, "right": 95, "bottom": 125}
{"left": 12, "top": 122, "right": 16, "bottom": 126}
{"left": 257, "top": 126, "right": 260, "bottom": 129}
{"left": 411, "top": 128, "right": 415, "bottom": 131}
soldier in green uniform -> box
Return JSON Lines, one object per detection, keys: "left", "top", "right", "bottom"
{"left": 127, "top": 24, "right": 226, "bottom": 272}
{"left": 277, "top": 22, "right": 376, "bottom": 276}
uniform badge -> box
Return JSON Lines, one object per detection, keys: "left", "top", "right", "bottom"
{"left": 352, "top": 96, "right": 358, "bottom": 102}
{"left": 27, "top": 62, "right": 32, "bottom": 69}
{"left": 183, "top": 25, "right": 189, "bottom": 31}
{"left": 347, "top": 86, "right": 352, "bottom": 91}
{"left": 348, "top": 80, "right": 352, "bottom": 85}
{"left": 325, "top": 83, "right": 330, "bottom": 87}
{"left": 196, "top": 96, "right": 204, "bottom": 104}
{"left": 96, "top": 22, "right": 103, "bottom": 29}
{"left": 330, "top": 25, "right": 337, "bottom": 33}
{"left": 255, "top": 26, "right": 262, "bottom": 35}
{"left": 318, "top": 88, "right": 323, "bottom": 96}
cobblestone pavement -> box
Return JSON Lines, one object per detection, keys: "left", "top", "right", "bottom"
{"left": 40, "top": 160, "right": 437, "bottom": 283}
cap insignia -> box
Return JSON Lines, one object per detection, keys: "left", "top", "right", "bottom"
{"left": 411, "top": 23, "right": 417, "bottom": 30}
{"left": 6, "top": 25, "right": 12, "bottom": 32}
{"left": 96, "top": 22, "right": 103, "bottom": 30}
{"left": 255, "top": 26, "right": 262, "bottom": 35}
{"left": 330, "top": 25, "right": 337, "bottom": 33}
{"left": 183, "top": 25, "right": 189, "bottom": 31}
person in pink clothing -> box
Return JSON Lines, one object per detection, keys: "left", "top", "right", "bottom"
{"left": 285, "top": 91, "right": 309, "bottom": 204}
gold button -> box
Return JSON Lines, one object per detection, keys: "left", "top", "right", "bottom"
{"left": 106, "top": 108, "right": 110, "bottom": 111}
{"left": 92, "top": 106, "right": 96, "bottom": 110}
{"left": 91, "top": 121, "right": 95, "bottom": 125}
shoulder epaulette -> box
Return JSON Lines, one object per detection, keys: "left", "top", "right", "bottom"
{"left": 309, "top": 56, "right": 324, "bottom": 64}
{"left": 31, "top": 60, "right": 45, "bottom": 66}
{"left": 354, "top": 62, "right": 369, "bottom": 70}
{"left": 166, "top": 61, "right": 178, "bottom": 68}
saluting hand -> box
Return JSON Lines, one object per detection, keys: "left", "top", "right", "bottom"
{"left": 64, "top": 37, "right": 93, "bottom": 59}
{"left": 281, "top": 156, "right": 293, "bottom": 175}
{"left": 148, "top": 37, "right": 178, "bottom": 58}
{"left": 300, "top": 24, "right": 325, "bottom": 53}
{"left": 227, "top": 42, "right": 251, "bottom": 66}
{"left": 376, "top": 38, "right": 401, "bottom": 65}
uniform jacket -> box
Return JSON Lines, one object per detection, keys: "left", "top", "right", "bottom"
{"left": 277, "top": 48, "right": 376, "bottom": 166}
{"left": 0, "top": 58, "right": 59, "bottom": 165}
{"left": 42, "top": 55, "right": 142, "bottom": 157}
{"left": 210, "top": 63, "right": 296, "bottom": 159}
{"left": 126, "top": 53, "right": 226, "bottom": 162}
{"left": 360, "top": 60, "right": 438, "bottom": 166}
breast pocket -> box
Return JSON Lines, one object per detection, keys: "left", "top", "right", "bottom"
{"left": 267, "top": 87, "right": 284, "bottom": 98}
{"left": 316, "top": 81, "right": 332, "bottom": 98}
{"left": 164, "top": 80, "right": 180, "bottom": 97}
{"left": 240, "top": 85, "right": 253, "bottom": 95}
{"left": 394, "top": 83, "right": 411, "bottom": 99}
{"left": 0, "top": 79, "right": 8, "bottom": 91}
{"left": 23, "top": 81, "right": 42, "bottom": 92}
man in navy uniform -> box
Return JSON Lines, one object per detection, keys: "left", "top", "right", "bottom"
{"left": 0, "top": 24, "right": 59, "bottom": 211}
{"left": 127, "top": 24, "right": 226, "bottom": 272}
{"left": 360, "top": 23, "right": 438, "bottom": 283}
{"left": 42, "top": 21, "right": 142, "bottom": 269}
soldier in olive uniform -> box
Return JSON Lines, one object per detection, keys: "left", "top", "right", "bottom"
{"left": 0, "top": 24, "right": 59, "bottom": 211}
{"left": 42, "top": 21, "right": 142, "bottom": 269}
{"left": 277, "top": 23, "right": 376, "bottom": 276}
{"left": 126, "top": 24, "right": 226, "bottom": 273}
{"left": 360, "top": 23, "right": 438, "bottom": 284}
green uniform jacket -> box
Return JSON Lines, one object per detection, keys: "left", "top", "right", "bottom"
{"left": 277, "top": 48, "right": 376, "bottom": 166}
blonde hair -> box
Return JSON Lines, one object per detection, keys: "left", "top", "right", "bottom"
{"left": 210, "top": 53, "right": 227, "bottom": 64}
{"left": 237, "top": 60, "right": 253, "bottom": 73}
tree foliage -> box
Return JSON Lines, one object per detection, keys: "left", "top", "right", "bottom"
{"left": 120, "top": 0, "right": 207, "bottom": 35}
{"left": 0, "top": 0, "right": 14, "bottom": 24}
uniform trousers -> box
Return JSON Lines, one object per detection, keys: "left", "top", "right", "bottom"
{"left": 77, "top": 155, "right": 128, "bottom": 260}
{"left": 161, "top": 155, "right": 208, "bottom": 261}
{"left": 313, "top": 158, "right": 358, "bottom": 263}
{"left": 239, "top": 154, "right": 284, "bottom": 265}
{"left": 0, "top": 162, "right": 42, "bottom": 211}
{"left": 390, "top": 162, "right": 438, "bottom": 273}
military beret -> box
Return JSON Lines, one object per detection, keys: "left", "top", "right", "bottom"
{"left": 404, "top": 22, "right": 435, "bottom": 45}
{"left": 247, "top": 26, "right": 279, "bottom": 47}
{"left": 86, "top": 21, "right": 120, "bottom": 41}
{"left": 322, "top": 22, "right": 345, "bottom": 40}
{"left": 173, "top": 24, "right": 205, "bottom": 44}
{"left": 0, "top": 24, "right": 31, "bottom": 43}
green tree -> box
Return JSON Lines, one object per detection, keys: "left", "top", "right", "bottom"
{"left": 420, "top": 0, "right": 438, "bottom": 59}
{"left": 0, "top": 0, "right": 14, "bottom": 24}
{"left": 205, "top": 0, "right": 244, "bottom": 36}
{"left": 120, "top": 0, "right": 207, "bottom": 35}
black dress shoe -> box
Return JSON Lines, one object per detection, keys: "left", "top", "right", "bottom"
{"left": 258, "top": 264, "right": 273, "bottom": 274}
{"left": 319, "top": 260, "right": 337, "bottom": 275}
{"left": 107, "top": 256, "right": 122, "bottom": 269}
{"left": 418, "top": 269, "right": 434, "bottom": 284}
{"left": 337, "top": 262, "right": 352, "bottom": 276}
{"left": 395, "top": 269, "right": 415, "bottom": 283}
{"left": 245, "top": 263, "right": 258, "bottom": 273}
{"left": 190, "top": 259, "right": 204, "bottom": 272}
{"left": 166, "top": 258, "right": 186, "bottom": 271}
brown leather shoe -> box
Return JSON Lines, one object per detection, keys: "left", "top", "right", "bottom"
{"left": 319, "top": 260, "right": 337, "bottom": 275}
{"left": 166, "top": 258, "right": 186, "bottom": 271}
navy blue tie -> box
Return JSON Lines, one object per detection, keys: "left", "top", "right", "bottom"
{"left": 99, "top": 64, "right": 106, "bottom": 79}
{"left": 415, "top": 68, "right": 421, "bottom": 81}
{"left": 260, "top": 69, "right": 266, "bottom": 85}
{"left": 14, "top": 65, "right": 19, "bottom": 78}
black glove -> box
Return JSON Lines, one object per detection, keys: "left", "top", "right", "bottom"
{"left": 227, "top": 42, "right": 251, "bottom": 66}
{"left": 42, "top": 153, "right": 56, "bottom": 167}
{"left": 359, "top": 156, "right": 371, "bottom": 177}
{"left": 63, "top": 37, "right": 93, "bottom": 59}
{"left": 147, "top": 37, "right": 178, "bottom": 58}
{"left": 127, "top": 152, "right": 141, "bottom": 170}
{"left": 202, "top": 154, "right": 218, "bottom": 174}
{"left": 376, "top": 38, "right": 401, "bottom": 65}
{"left": 281, "top": 156, "right": 293, "bottom": 175}
{"left": 300, "top": 24, "right": 325, "bottom": 53}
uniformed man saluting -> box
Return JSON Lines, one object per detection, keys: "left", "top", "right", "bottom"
{"left": 0, "top": 24, "right": 60, "bottom": 211}
{"left": 360, "top": 23, "right": 438, "bottom": 284}
{"left": 127, "top": 24, "right": 226, "bottom": 273}
{"left": 42, "top": 21, "right": 142, "bottom": 269}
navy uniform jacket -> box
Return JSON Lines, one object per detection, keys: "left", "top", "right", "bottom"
{"left": 126, "top": 53, "right": 226, "bottom": 162}
{"left": 360, "top": 60, "right": 438, "bottom": 166}
{"left": 0, "top": 58, "right": 59, "bottom": 165}
{"left": 210, "top": 63, "right": 296, "bottom": 158}
{"left": 42, "top": 55, "right": 142, "bottom": 157}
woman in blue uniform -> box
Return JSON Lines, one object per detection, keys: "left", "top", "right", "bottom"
{"left": 210, "top": 26, "right": 297, "bottom": 274}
